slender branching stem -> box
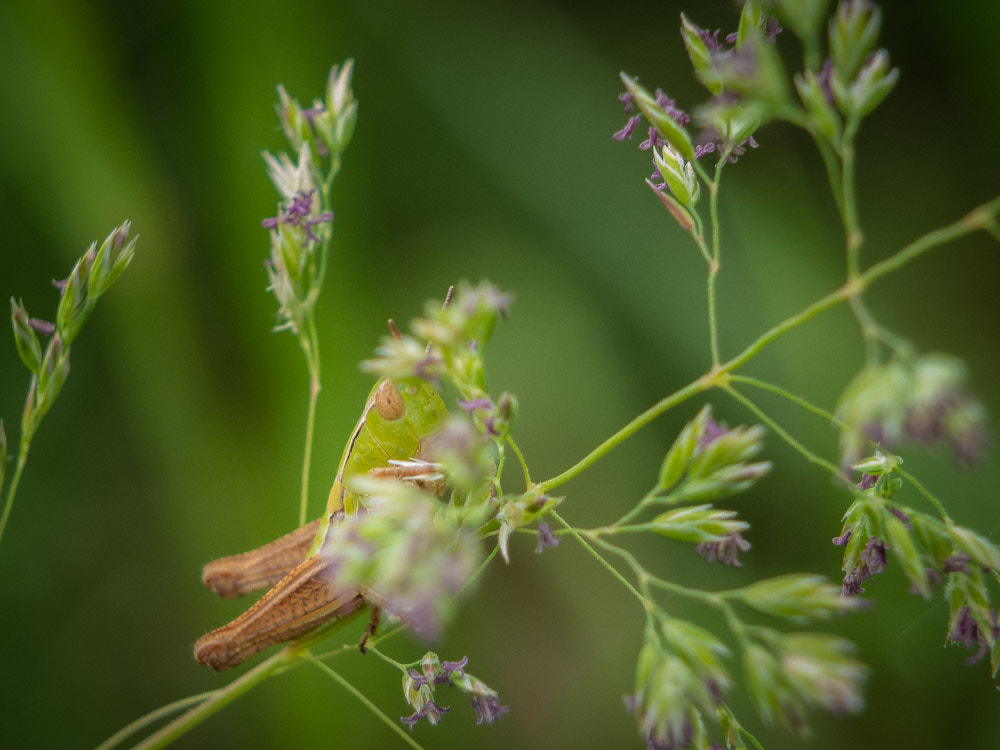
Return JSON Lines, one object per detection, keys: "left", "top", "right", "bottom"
{"left": 849, "top": 295, "right": 881, "bottom": 364}
{"left": 863, "top": 195, "right": 1000, "bottom": 285}
{"left": 131, "top": 653, "right": 288, "bottom": 750}
{"left": 810, "top": 129, "right": 846, "bottom": 220}
{"left": 730, "top": 374, "right": 961, "bottom": 522}
{"left": 728, "top": 374, "right": 842, "bottom": 426}
{"left": 506, "top": 435, "right": 532, "bottom": 488}
{"left": 706, "top": 154, "right": 727, "bottom": 367}
{"left": 692, "top": 232, "right": 713, "bottom": 266}
{"left": 642, "top": 572, "right": 729, "bottom": 610}
{"left": 608, "top": 495, "right": 655, "bottom": 529}
{"left": 367, "top": 644, "right": 408, "bottom": 671}
{"left": 0, "top": 450, "right": 28, "bottom": 549}
{"left": 724, "top": 385, "right": 847, "bottom": 484}
{"left": 550, "top": 510, "right": 653, "bottom": 611}
{"left": 723, "top": 285, "right": 850, "bottom": 373}
{"left": 299, "top": 345, "right": 321, "bottom": 526}
{"left": 736, "top": 722, "right": 767, "bottom": 750}
{"left": 840, "top": 118, "right": 886, "bottom": 365}
{"left": 707, "top": 267, "right": 721, "bottom": 366}
{"left": 536, "top": 196, "right": 1000, "bottom": 497}
{"left": 586, "top": 532, "right": 654, "bottom": 591}
{"left": 538, "top": 377, "right": 710, "bottom": 493}
{"left": 841, "top": 119, "right": 863, "bottom": 281}
{"left": 583, "top": 527, "right": 742, "bottom": 621}
{"left": 309, "top": 658, "right": 426, "bottom": 750}
{"left": 896, "top": 468, "right": 953, "bottom": 525}
{"left": 95, "top": 692, "right": 217, "bottom": 750}
{"left": 128, "top": 608, "right": 366, "bottom": 748}
{"left": 724, "top": 195, "right": 998, "bottom": 373}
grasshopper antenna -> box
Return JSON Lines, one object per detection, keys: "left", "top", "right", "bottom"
{"left": 422, "top": 285, "right": 455, "bottom": 355}
{"left": 387, "top": 319, "right": 403, "bottom": 341}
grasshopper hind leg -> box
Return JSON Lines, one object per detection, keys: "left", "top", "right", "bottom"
{"left": 195, "top": 555, "right": 364, "bottom": 671}
{"left": 201, "top": 518, "right": 323, "bottom": 598}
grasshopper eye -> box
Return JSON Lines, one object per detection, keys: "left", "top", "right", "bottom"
{"left": 374, "top": 379, "right": 406, "bottom": 421}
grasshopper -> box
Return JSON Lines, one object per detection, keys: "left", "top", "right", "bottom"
{"left": 195, "top": 375, "right": 449, "bottom": 671}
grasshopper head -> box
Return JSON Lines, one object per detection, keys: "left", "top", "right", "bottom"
{"left": 327, "top": 377, "right": 449, "bottom": 516}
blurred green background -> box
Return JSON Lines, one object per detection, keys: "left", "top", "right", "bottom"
{"left": 1, "top": 0, "right": 999, "bottom": 748}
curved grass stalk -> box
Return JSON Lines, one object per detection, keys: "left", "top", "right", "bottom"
{"left": 95, "top": 691, "right": 216, "bottom": 750}
{"left": 309, "top": 657, "right": 426, "bottom": 750}
{"left": 129, "top": 653, "right": 288, "bottom": 750}
{"left": 723, "top": 385, "right": 846, "bottom": 485}
{"left": 537, "top": 194, "right": 1000, "bottom": 499}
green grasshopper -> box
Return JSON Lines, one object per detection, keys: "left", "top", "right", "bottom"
{"left": 195, "top": 375, "right": 449, "bottom": 671}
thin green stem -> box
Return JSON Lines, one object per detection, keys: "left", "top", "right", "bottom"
{"left": 551, "top": 510, "right": 652, "bottom": 611}
{"left": 537, "top": 378, "right": 709, "bottom": 493}
{"left": 809, "top": 128, "right": 846, "bottom": 221}
{"left": 367, "top": 644, "right": 408, "bottom": 671}
{"left": 841, "top": 120, "right": 863, "bottom": 280}
{"left": 538, "top": 199, "right": 997, "bottom": 526}
{"left": 717, "top": 600, "right": 750, "bottom": 649}
{"left": 585, "top": 533, "right": 661, "bottom": 604}
{"left": 299, "top": 358, "right": 321, "bottom": 526}
{"left": 309, "top": 658, "right": 426, "bottom": 750}
{"left": 0, "top": 451, "right": 27, "bottom": 550}
{"left": 132, "top": 652, "right": 288, "bottom": 749}
{"left": 96, "top": 691, "right": 216, "bottom": 750}
{"left": 871, "top": 324, "right": 914, "bottom": 358}
{"left": 295, "top": 157, "right": 341, "bottom": 525}
{"left": 897, "top": 467, "right": 953, "bottom": 525}
{"left": 692, "top": 232, "right": 713, "bottom": 266}
{"left": 849, "top": 294, "right": 881, "bottom": 364}
{"left": 313, "top": 622, "right": 405, "bottom": 662}
{"left": 728, "top": 374, "right": 842, "bottom": 427}
{"left": 707, "top": 269, "right": 720, "bottom": 366}
{"left": 128, "top": 602, "right": 366, "bottom": 747}
{"left": 862, "top": 195, "right": 1000, "bottom": 286}
{"left": 706, "top": 155, "right": 726, "bottom": 367}
{"left": 737, "top": 722, "right": 767, "bottom": 750}
{"left": 609, "top": 495, "right": 654, "bottom": 529}
{"left": 505, "top": 435, "right": 532, "bottom": 488}
{"left": 468, "top": 544, "right": 499, "bottom": 591}
{"left": 723, "top": 385, "right": 848, "bottom": 486}
{"left": 722, "top": 284, "right": 849, "bottom": 372}
{"left": 732, "top": 375, "right": 960, "bottom": 518}
{"left": 720, "top": 197, "right": 987, "bottom": 371}
{"left": 709, "top": 156, "right": 726, "bottom": 264}
{"left": 491, "top": 442, "right": 507, "bottom": 497}
{"left": 643, "top": 572, "right": 724, "bottom": 608}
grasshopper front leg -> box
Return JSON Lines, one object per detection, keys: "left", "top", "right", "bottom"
{"left": 358, "top": 605, "right": 382, "bottom": 655}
